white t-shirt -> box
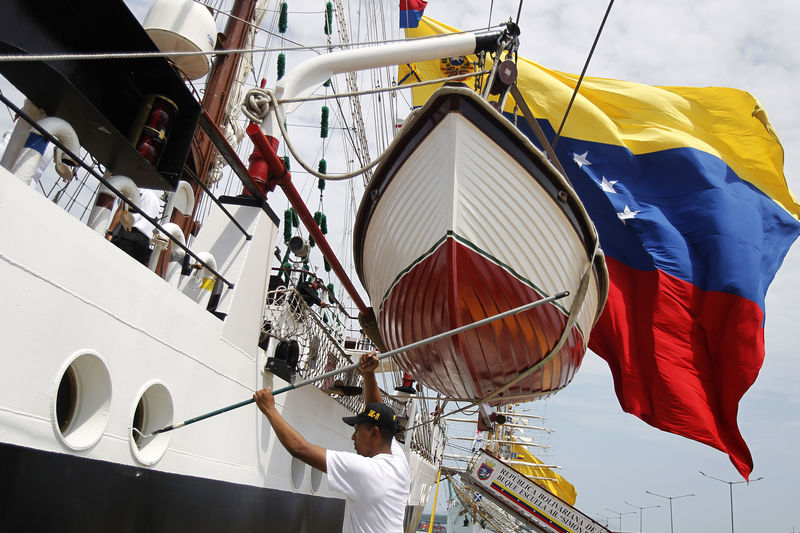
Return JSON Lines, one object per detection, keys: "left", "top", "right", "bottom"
{"left": 132, "top": 188, "right": 161, "bottom": 237}
{"left": 326, "top": 438, "right": 410, "bottom": 533}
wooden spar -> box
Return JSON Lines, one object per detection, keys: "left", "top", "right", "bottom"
{"left": 168, "top": 0, "right": 256, "bottom": 268}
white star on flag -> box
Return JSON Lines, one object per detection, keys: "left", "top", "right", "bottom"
{"left": 573, "top": 151, "right": 591, "bottom": 168}
{"left": 617, "top": 205, "right": 639, "bottom": 223}
{"left": 601, "top": 176, "right": 618, "bottom": 193}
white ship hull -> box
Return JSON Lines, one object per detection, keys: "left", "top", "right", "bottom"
{"left": 0, "top": 166, "right": 438, "bottom": 530}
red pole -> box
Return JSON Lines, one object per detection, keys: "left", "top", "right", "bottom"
{"left": 246, "top": 123, "right": 370, "bottom": 317}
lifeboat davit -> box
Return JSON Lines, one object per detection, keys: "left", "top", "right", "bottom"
{"left": 354, "top": 87, "right": 609, "bottom": 405}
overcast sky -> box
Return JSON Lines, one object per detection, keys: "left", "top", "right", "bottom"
{"left": 5, "top": 1, "right": 796, "bottom": 531}
{"left": 416, "top": 2, "right": 799, "bottom": 532}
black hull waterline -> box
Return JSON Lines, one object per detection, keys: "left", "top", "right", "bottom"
{"left": 1, "top": 442, "right": 345, "bottom": 532}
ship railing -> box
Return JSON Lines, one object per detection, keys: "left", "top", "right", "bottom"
{"left": 262, "top": 285, "right": 407, "bottom": 418}
{"left": 0, "top": 93, "right": 234, "bottom": 289}
{"left": 262, "top": 285, "right": 445, "bottom": 462}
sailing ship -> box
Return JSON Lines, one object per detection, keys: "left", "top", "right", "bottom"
{"left": 0, "top": 1, "right": 451, "bottom": 530}
{"left": 440, "top": 405, "right": 597, "bottom": 533}
{"left": 0, "top": 0, "right": 615, "bottom": 530}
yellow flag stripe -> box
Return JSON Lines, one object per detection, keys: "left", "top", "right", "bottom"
{"left": 401, "top": 17, "right": 799, "bottom": 219}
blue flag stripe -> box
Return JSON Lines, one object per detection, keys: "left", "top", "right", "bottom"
{"left": 509, "top": 114, "right": 800, "bottom": 310}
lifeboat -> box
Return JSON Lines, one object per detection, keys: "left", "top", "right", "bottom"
{"left": 354, "top": 86, "right": 608, "bottom": 405}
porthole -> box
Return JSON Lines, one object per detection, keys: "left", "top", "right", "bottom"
{"left": 56, "top": 366, "right": 77, "bottom": 433}
{"left": 310, "top": 467, "right": 323, "bottom": 493}
{"left": 130, "top": 382, "right": 173, "bottom": 465}
{"left": 52, "top": 351, "right": 112, "bottom": 451}
{"left": 291, "top": 456, "right": 306, "bottom": 490}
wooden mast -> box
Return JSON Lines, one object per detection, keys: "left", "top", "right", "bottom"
{"left": 180, "top": 0, "right": 256, "bottom": 238}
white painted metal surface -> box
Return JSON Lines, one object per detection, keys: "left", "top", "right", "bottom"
{"left": 0, "top": 164, "right": 438, "bottom": 511}
{"left": 143, "top": 0, "right": 217, "bottom": 80}
{"left": 263, "top": 32, "right": 479, "bottom": 137}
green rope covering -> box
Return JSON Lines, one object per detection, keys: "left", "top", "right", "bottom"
{"left": 319, "top": 213, "right": 328, "bottom": 234}
{"left": 283, "top": 209, "right": 293, "bottom": 243}
{"left": 282, "top": 155, "right": 290, "bottom": 171}
{"left": 318, "top": 159, "right": 327, "bottom": 190}
{"left": 327, "top": 282, "right": 335, "bottom": 302}
{"left": 277, "top": 52, "right": 285, "bottom": 80}
{"left": 324, "top": 2, "right": 333, "bottom": 35}
{"left": 291, "top": 208, "right": 299, "bottom": 228}
{"left": 320, "top": 106, "right": 329, "bottom": 138}
{"left": 278, "top": 2, "right": 288, "bottom": 33}
{"left": 324, "top": 258, "right": 332, "bottom": 272}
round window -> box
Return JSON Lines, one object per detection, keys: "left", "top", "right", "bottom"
{"left": 52, "top": 351, "right": 112, "bottom": 451}
{"left": 130, "top": 382, "right": 174, "bottom": 465}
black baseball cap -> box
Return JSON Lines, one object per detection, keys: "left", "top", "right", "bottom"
{"left": 342, "top": 402, "right": 398, "bottom": 434}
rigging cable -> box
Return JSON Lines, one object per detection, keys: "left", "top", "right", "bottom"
{"left": 242, "top": 70, "right": 490, "bottom": 181}
{"left": 0, "top": 25, "right": 508, "bottom": 63}
{"left": 551, "top": 0, "right": 615, "bottom": 149}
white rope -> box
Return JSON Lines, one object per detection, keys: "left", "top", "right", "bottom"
{"left": 0, "top": 47, "right": 310, "bottom": 63}
{"left": 243, "top": 88, "right": 386, "bottom": 181}
{"left": 0, "top": 26, "right": 506, "bottom": 64}
{"left": 241, "top": 69, "right": 490, "bottom": 181}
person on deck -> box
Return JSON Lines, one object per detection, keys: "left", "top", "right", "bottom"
{"left": 106, "top": 188, "right": 161, "bottom": 265}
{"left": 295, "top": 278, "right": 332, "bottom": 309}
{"left": 254, "top": 352, "right": 410, "bottom": 533}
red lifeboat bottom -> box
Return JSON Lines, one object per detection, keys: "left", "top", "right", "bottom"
{"left": 379, "top": 236, "right": 585, "bottom": 405}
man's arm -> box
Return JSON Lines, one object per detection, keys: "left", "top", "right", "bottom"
{"left": 254, "top": 388, "right": 328, "bottom": 472}
{"left": 359, "top": 351, "right": 382, "bottom": 404}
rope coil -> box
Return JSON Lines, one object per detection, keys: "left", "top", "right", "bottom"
{"left": 242, "top": 87, "right": 387, "bottom": 181}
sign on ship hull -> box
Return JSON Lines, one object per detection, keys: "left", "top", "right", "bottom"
{"left": 466, "top": 450, "right": 609, "bottom": 533}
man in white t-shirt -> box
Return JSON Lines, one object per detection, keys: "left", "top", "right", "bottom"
{"left": 106, "top": 188, "right": 161, "bottom": 265}
{"left": 254, "top": 352, "right": 410, "bottom": 533}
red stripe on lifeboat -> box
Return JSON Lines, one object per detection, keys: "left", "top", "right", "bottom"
{"left": 379, "top": 236, "right": 585, "bottom": 405}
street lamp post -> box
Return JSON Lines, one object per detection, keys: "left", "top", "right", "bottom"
{"left": 644, "top": 490, "right": 695, "bottom": 533}
{"left": 699, "top": 471, "right": 764, "bottom": 533}
{"left": 624, "top": 500, "right": 660, "bottom": 533}
{"left": 605, "top": 508, "right": 636, "bottom": 532}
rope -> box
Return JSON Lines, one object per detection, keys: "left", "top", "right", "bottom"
{"left": 241, "top": 69, "right": 491, "bottom": 181}
{"left": 0, "top": 47, "right": 302, "bottom": 63}
{"left": 0, "top": 25, "right": 507, "bottom": 64}
{"left": 552, "top": 0, "right": 615, "bottom": 149}
{"left": 243, "top": 87, "right": 384, "bottom": 180}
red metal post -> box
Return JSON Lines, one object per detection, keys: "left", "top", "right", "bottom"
{"left": 246, "top": 123, "right": 370, "bottom": 317}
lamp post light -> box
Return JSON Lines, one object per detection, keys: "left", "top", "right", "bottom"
{"left": 624, "top": 500, "right": 660, "bottom": 533}
{"left": 605, "top": 507, "right": 636, "bottom": 532}
{"left": 644, "top": 490, "right": 695, "bottom": 533}
{"left": 699, "top": 471, "right": 764, "bottom": 533}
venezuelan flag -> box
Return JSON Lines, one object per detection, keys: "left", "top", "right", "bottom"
{"left": 399, "top": 0, "right": 427, "bottom": 29}
{"left": 401, "top": 18, "right": 800, "bottom": 478}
